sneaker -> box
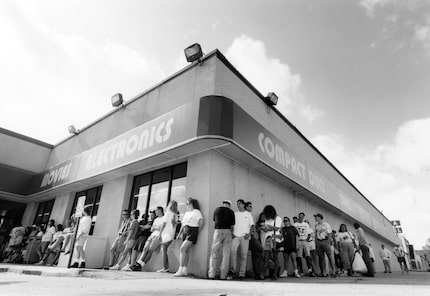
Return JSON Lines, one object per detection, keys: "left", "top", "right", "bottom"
{"left": 280, "top": 270, "right": 288, "bottom": 278}
{"left": 294, "top": 270, "right": 301, "bottom": 278}
{"left": 130, "top": 263, "right": 142, "bottom": 272}
{"left": 174, "top": 267, "right": 185, "bottom": 277}
{"left": 70, "top": 262, "right": 79, "bottom": 268}
{"left": 182, "top": 267, "right": 188, "bottom": 276}
{"left": 110, "top": 264, "right": 120, "bottom": 270}
{"left": 238, "top": 275, "right": 245, "bottom": 280}
{"left": 79, "top": 262, "right": 85, "bottom": 268}
{"left": 156, "top": 268, "right": 170, "bottom": 273}
{"left": 35, "top": 260, "right": 44, "bottom": 266}
{"left": 121, "top": 264, "right": 132, "bottom": 271}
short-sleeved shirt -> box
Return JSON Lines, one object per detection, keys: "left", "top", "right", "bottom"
{"left": 281, "top": 226, "right": 299, "bottom": 249}
{"left": 149, "top": 217, "right": 163, "bottom": 238}
{"left": 127, "top": 220, "right": 139, "bottom": 241}
{"left": 233, "top": 211, "right": 254, "bottom": 237}
{"left": 294, "top": 221, "right": 311, "bottom": 240}
{"left": 262, "top": 216, "right": 283, "bottom": 244}
{"left": 213, "top": 207, "right": 235, "bottom": 230}
{"left": 315, "top": 221, "right": 332, "bottom": 240}
{"left": 161, "top": 211, "right": 176, "bottom": 243}
{"left": 336, "top": 231, "right": 354, "bottom": 244}
{"left": 356, "top": 227, "right": 369, "bottom": 246}
{"left": 41, "top": 226, "right": 56, "bottom": 242}
{"left": 182, "top": 209, "right": 203, "bottom": 227}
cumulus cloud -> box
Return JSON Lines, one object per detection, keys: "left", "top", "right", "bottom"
{"left": 0, "top": 2, "right": 165, "bottom": 144}
{"left": 226, "top": 35, "right": 322, "bottom": 122}
{"left": 360, "top": 0, "right": 393, "bottom": 17}
{"left": 311, "top": 118, "right": 430, "bottom": 248}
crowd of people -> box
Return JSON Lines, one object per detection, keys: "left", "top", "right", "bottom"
{"left": 1, "top": 198, "right": 410, "bottom": 281}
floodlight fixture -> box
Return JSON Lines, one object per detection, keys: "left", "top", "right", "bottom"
{"left": 68, "top": 125, "right": 79, "bottom": 135}
{"left": 111, "top": 93, "right": 124, "bottom": 107}
{"left": 184, "top": 43, "right": 203, "bottom": 63}
{"left": 265, "top": 92, "right": 278, "bottom": 106}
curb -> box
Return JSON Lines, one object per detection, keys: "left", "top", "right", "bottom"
{"left": 0, "top": 265, "right": 83, "bottom": 277}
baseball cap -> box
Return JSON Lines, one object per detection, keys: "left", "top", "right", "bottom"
{"left": 222, "top": 200, "right": 232, "bottom": 206}
{"left": 314, "top": 213, "right": 324, "bottom": 219}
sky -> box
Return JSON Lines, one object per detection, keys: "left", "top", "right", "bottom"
{"left": 1, "top": 0, "right": 430, "bottom": 248}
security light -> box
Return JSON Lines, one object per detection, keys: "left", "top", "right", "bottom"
{"left": 68, "top": 125, "right": 79, "bottom": 135}
{"left": 184, "top": 43, "right": 203, "bottom": 63}
{"left": 111, "top": 93, "right": 124, "bottom": 107}
{"left": 265, "top": 92, "right": 278, "bottom": 106}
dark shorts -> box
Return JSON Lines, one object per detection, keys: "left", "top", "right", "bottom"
{"left": 397, "top": 257, "right": 406, "bottom": 264}
{"left": 183, "top": 226, "right": 199, "bottom": 244}
{"left": 133, "top": 235, "right": 148, "bottom": 252}
{"left": 283, "top": 248, "right": 297, "bottom": 254}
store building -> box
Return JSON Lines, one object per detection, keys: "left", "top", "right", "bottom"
{"left": 0, "top": 49, "right": 400, "bottom": 276}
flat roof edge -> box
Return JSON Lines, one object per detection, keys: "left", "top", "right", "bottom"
{"left": 0, "top": 127, "right": 53, "bottom": 149}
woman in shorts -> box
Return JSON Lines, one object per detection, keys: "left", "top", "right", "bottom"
{"left": 110, "top": 209, "right": 140, "bottom": 271}
{"left": 174, "top": 197, "right": 203, "bottom": 277}
{"left": 71, "top": 206, "right": 92, "bottom": 268}
{"left": 157, "top": 200, "right": 178, "bottom": 273}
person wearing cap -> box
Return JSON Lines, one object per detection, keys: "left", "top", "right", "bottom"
{"left": 314, "top": 213, "right": 336, "bottom": 278}
{"left": 353, "top": 222, "right": 375, "bottom": 277}
{"left": 208, "top": 200, "right": 235, "bottom": 280}
{"left": 294, "top": 212, "right": 313, "bottom": 276}
{"left": 229, "top": 199, "right": 254, "bottom": 280}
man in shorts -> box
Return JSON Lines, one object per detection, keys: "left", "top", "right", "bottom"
{"left": 280, "top": 217, "right": 300, "bottom": 278}
{"left": 294, "top": 212, "right": 313, "bottom": 275}
{"left": 393, "top": 244, "right": 408, "bottom": 274}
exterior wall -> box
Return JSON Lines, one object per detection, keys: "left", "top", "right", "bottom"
{"left": 46, "top": 57, "right": 217, "bottom": 168}
{"left": 49, "top": 192, "right": 75, "bottom": 226}
{"left": 21, "top": 202, "right": 38, "bottom": 226}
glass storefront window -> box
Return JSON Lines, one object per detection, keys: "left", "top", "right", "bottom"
{"left": 71, "top": 186, "right": 103, "bottom": 235}
{"left": 130, "top": 162, "right": 187, "bottom": 221}
{"left": 33, "top": 199, "right": 54, "bottom": 226}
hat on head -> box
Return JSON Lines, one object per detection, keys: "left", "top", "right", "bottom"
{"left": 314, "top": 213, "right": 324, "bottom": 219}
{"left": 222, "top": 200, "right": 232, "bottom": 206}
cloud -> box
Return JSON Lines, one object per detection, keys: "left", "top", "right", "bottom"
{"left": 414, "top": 21, "right": 430, "bottom": 56}
{"left": 311, "top": 118, "right": 430, "bottom": 248}
{"left": 226, "top": 35, "right": 322, "bottom": 122}
{"left": 0, "top": 2, "right": 165, "bottom": 144}
{"left": 360, "top": 0, "right": 393, "bottom": 18}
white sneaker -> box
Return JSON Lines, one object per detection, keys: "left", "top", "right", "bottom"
{"left": 121, "top": 264, "right": 132, "bottom": 271}
{"left": 182, "top": 267, "right": 188, "bottom": 276}
{"left": 156, "top": 268, "right": 170, "bottom": 273}
{"left": 174, "top": 267, "right": 185, "bottom": 277}
{"left": 294, "top": 270, "right": 301, "bottom": 278}
{"left": 280, "top": 270, "right": 288, "bottom": 278}
{"left": 110, "top": 264, "right": 120, "bottom": 270}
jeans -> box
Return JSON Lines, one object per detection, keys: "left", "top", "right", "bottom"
{"left": 208, "top": 229, "right": 233, "bottom": 279}
{"left": 248, "top": 235, "right": 264, "bottom": 278}
{"left": 360, "top": 245, "right": 375, "bottom": 276}
{"left": 231, "top": 236, "right": 250, "bottom": 277}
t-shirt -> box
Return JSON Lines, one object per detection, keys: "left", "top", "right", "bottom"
{"left": 379, "top": 248, "right": 392, "bottom": 260}
{"left": 262, "top": 216, "right": 283, "bottom": 245}
{"left": 41, "top": 226, "right": 56, "bottom": 242}
{"left": 77, "top": 216, "right": 92, "bottom": 238}
{"left": 149, "top": 217, "right": 163, "bottom": 237}
{"left": 182, "top": 209, "right": 203, "bottom": 227}
{"left": 281, "top": 226, "right": 299, "bottom": 249}
{"left": 356, "top": 227, "right": 369, "bottom": 246}
{"left": 127, "top": 220, "right": 139, "bottom": 241}
{"left": 336, "top": 231, "right": 354, "bottom": 244}
{"left": 315, "top": 221, "right": 332, "bottom": 240}
{"left": 161, "top": 211, "right": 176, "bottom": 243}
{"left": 393, "top": 246, "right": 405, "bottom": 258}
{"left": 213, "top": 207, "right": 235, "bottom": 230}
{"left": 294, "top": 221, "right": 311, "bottom": 240}
{"left": 233, "top": 211, "right": 254, "bottom": 237}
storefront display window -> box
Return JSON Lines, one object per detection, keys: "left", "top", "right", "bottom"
{"left": 71, "top": 186, "right": 103, "bottom": 235}
{"left": 33, "top": 199, "right": 54, "bottom": 226}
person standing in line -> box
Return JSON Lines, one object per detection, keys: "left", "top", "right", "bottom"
{"left": 305, "top": 220, "right": 317, "bottom": 277}
{"left": 174, "top": 197, "right": 204, "bottom": 277}
{"left": 108, "top": 209, "right": 131, "bottom": 267}
{"left": 314, "top": 213, "right": 336, "bottom": 278}
{"left": 71, "top": 206, "right": 92, "bottom": 268}
{"left": 261, "top": 205, "right": 282, "bottom": 280}
{"left": 157, "top": 200, "right": 178, "bottom": 273}
{"left": 37, "top": 219, "right": 56, "bottom": 262}
{"left": 336, "top": 224, "right": 355, "bottom": 276}
{"left": 393, "top": 244, "right": 408, "bottom": 274}
{"left": 130, "top": 207, "right": 164, "bottom": 271}
{"left": 279, "top": 217, "right": 300, "bottom": 278}
{"left": 246, "top": 202, "right": 265, "bottom": 280}
{"left": 229, "top": 199, "right": 254, "bottom": 280}
{"left": 110, "top": 209, "right": 140, "bottom": 271}
{"left": 208, "top": 200, "right": 235, "bottom": 280}
{"left": 379, "top": 244, "right": 392, "bottom": 273}
{"left": 353, "top": 222, "right": 375, "bottom": 277}
{"left": 294, "top": 212, "right": 313, "bottom": 276}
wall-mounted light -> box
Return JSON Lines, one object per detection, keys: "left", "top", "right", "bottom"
{"left": 184, "top": 43, "right": 203, "bottom": 63}
{"left": 111, "top": 93, "right": 124, "bottom": 107}
{"left": 265, "top": 92, "right": 278, "bottom": 106}
{"left": 68, "top": 125, "right": 79, "bottom": 135}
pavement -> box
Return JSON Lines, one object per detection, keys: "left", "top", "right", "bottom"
{"left": 1, "top": 263, "right": 430, "bottom": 296}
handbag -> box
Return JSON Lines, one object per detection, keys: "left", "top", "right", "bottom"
{"left": 352, "top": 251, "right": 368, "bottom": 274}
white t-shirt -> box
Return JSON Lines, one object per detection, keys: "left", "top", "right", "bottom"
{"left": 149, "top": 217, "right": 163, "bottom": 237}
{"left": 182, "top": 209, "right": 203, "bottom": 227}
{"left": 315, "top": 221, "right": 332, "bottom": 240}
{"left": 262, "top": 216, "right": 283, "bottom": 245}
{"left": 233, "top": 211, "right": 254, "bottom": 237}
{"left": 161, "top": 211, "right": 176, "bottom": 243}
{"left": 294, "top": 221, "right": 311, "bottom": 240}
{"left": 336, "top": 231, "right": 354, "bottom": 244}
{"left": 41, "top": 226, "right": 56, "bottom": 242}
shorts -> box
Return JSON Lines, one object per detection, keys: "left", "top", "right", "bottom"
{"left": 111, "top": 236, "right": 127, "bottom": 253}
{"left": 133, "top": 235, "right": 148, "bottom": 252}
{"left": 283, "top": 248, "right": 297, "bottom": 254}
{"left": 398, "top": 257, "right": 407, "bottom": 264}
{"left": 297, "top": 240, "right": 310, "bottom": 257}
{"left": 146, "top": 235, "right": 161, "bottom": 251}
{"left": 183, "top": 226, "right": 199, "bottom": 244}
{"left": 75, "top": 235, "right": 87, "bottom": 247}
{"left": 125, "top": 239, "right": 136, "bottom": 249}
{"left": 315, "top": 239, "right": 332, "bottom": 256}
